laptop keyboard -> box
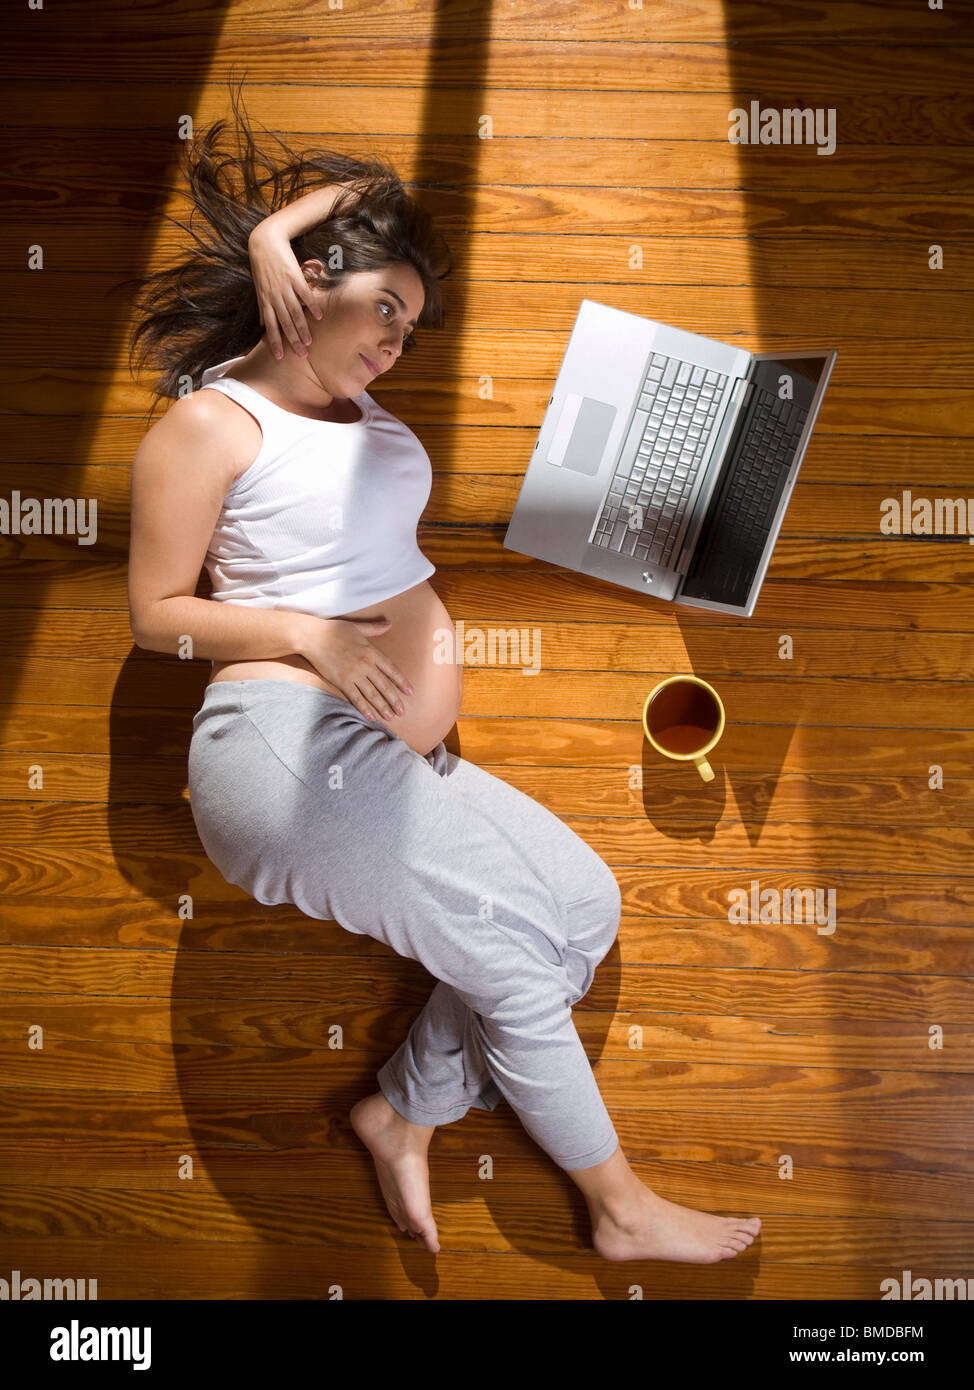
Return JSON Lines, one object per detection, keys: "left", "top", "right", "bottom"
{"left": 590, "top": 352, "right": 729, "bottom": 566}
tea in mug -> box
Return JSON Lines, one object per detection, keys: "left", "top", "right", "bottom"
{"left": 646, "top": 680, "right": 722, "bottom": 757}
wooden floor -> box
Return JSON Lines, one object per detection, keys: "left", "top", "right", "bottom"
{"left": 3, "top": 1, "right": 973, "bottom": 1301}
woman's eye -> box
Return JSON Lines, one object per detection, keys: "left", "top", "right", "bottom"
{"left": 379, "top": 301, "right": 415, "bottom": 347}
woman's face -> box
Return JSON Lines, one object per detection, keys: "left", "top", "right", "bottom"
{"left": 301, "top": 261, "right": 426, "bottom": 396}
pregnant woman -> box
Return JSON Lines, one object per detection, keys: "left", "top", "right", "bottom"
{"left": 126, "top": 97, "right": 760, "bottom": 1265}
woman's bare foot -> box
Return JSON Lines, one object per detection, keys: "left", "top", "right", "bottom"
{"left": 349, "top": 1091, "right": 439, "bottom": 1253}
{"left": 592, "top": 1185, "right": 762, "bottom": 1263}
{"left": 568, "top": 1145, "right": 761, "bottom": 1262}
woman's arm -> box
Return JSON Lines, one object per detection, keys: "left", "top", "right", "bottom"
{"left": 255, "top": 183, "right": 347, "bottom": 242}
{"left": 128, "top": 391, "right": 317, "bottom": 659}
{"left": 249, "top": 183, "right": 355, "bottom": 360}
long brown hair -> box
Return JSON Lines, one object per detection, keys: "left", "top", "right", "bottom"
{"left": 124, "top": 77, "right": 453, "bottom": 419}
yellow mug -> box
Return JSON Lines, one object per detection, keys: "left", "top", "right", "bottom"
{"left": 642, "top": 675, "right": 726, "bottom": 783}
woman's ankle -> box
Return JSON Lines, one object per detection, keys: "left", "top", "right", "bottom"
{"left": 565, "top": 1144, "right": 646, "bottom": 1221}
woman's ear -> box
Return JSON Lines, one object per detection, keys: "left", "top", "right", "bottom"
{"left": 299, "top": 258, "right": 331, "bottom": 292}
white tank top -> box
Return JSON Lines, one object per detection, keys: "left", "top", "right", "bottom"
{"left": 197, "top": 354, "right": 435, "bottom": 617}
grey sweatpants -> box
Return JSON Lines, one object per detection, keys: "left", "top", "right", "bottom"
{"left": 187, "top": 679, "right": 622, "bottom": 1171}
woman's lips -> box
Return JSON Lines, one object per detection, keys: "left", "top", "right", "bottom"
{"left": 360, "top": 353, "right": 379, "bottom": 375}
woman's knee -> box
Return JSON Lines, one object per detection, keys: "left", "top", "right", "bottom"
{"left": 599, "top": 860, "right": 622, "bottom": 925}
{"left": 596, "top": 870, "right": 622, "bottom": 956}
{"left": 567, "top": 853, "right": 622, "bottom": 952}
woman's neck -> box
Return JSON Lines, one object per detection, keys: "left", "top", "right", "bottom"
{"left": 231, "top": 340, "right": 361, "bottom": 423}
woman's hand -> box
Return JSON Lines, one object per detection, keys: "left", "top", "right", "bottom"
{"left": 299, "top": 615, "right": 415, "bottom": 724}
{"left": 248, "top": 225, "right": 322, "bottom": 362}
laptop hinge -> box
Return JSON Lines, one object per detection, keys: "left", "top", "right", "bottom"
{"left": 672, "top": 377, "right": 753, "bottom": 577}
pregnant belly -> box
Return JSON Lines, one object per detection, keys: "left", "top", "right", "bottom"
{"left": 207, "top": 580, "right": 463, "bottom": 757}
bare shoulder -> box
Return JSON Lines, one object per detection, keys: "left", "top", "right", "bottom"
{"left": 137, "top": 386, "right": 262, "bottom": 490}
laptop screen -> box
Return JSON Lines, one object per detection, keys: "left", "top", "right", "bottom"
{"left": 678, "top": 354, "right": 831, "bottom": 609}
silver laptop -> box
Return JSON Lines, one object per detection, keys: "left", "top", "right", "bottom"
{"left": 503, "top": 299, "right": 837, "bottom": 616}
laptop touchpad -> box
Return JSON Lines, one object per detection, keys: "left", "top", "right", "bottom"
{"left": 546, "top": 392, "right": 617, "bottom": 476}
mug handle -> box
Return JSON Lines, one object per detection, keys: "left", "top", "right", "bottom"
{"left": 694, "top": 755, "right": 715, "bottom": 783}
